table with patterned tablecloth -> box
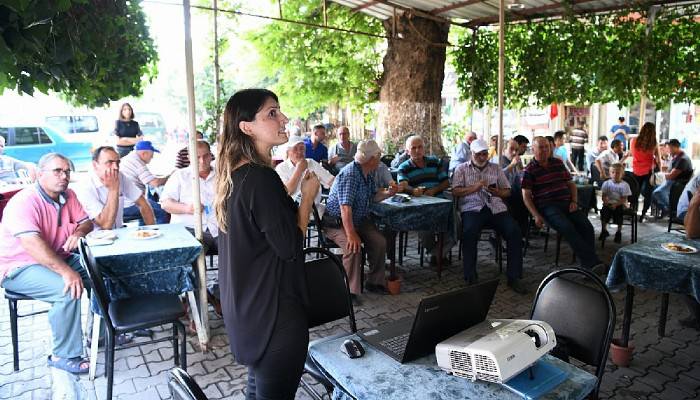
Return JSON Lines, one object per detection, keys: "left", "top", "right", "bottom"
{"left": 308, "top": 334, "right": 597, "bottom": 400}
{"left": 606, "top": 232, "right": 700, "bottom": 347}
{"left": 371, "top": 196, "right": 453, "bottom": 278}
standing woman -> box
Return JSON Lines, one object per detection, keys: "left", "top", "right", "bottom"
{"left": 632, "top": 122, "right": 661, "bottom": 222}
{"left": 114, "top": 103, "right": 143, "bottom": 157}
{"left": 214, "top": 89, "right": 320, "bottom": 399}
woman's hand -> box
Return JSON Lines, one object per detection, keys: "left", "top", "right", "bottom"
{"left": 300, "top": 170, "right": 320, "bottom": 199}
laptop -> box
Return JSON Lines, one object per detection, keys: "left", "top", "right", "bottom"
{"left": 358, "top": 279, "right": 499, "bottom": 363}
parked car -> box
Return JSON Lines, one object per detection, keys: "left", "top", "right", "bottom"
{"left": 45, "top": 115, "right": 100, "bottom": 144}
{"left": 0, "top": 125, "right": 93, "bottom": 171}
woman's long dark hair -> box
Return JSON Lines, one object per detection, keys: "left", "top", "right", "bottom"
{"left": 118, "top": 103, "right": 134, "bottom": 121}
{"left": 635, "top": 122, "right": 657, "bottom": 151}
{"left": 214, "top": 89, "right": 278, "bottom": 232}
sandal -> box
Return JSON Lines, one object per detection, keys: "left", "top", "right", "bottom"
{"left": 47, "top": 355, "right": 90, "bottom": 374}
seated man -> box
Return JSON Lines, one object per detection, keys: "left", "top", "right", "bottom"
{"left": 522, "top": 137, "right": 603, "bottom": 271}
{"left": 397, "top": 135, "right": 451, "bottom": 263}
{"left": 680, "top": 181, "right": 700, "bottom": 330}
{"left": 499, "top": 139, "right": 528, "bottom": 236}
{"left": 324, "top": 140, "right": 397, "bottom": 301}
{"left": 0, "top": 135, "right": 36, "bottom": 183}
{"left": 652, "top": 139, "right": 693, "bottom": 216}
{"left": 453, "top": 139, "right": 526, "bottom": 294}
{"left": 328, "top": 126, "right": 357, "bottom": 174}
{"left": 449, "top": 131, "right": 477, "bottom": 173}
{"left": 175, "top": 131, "right": 205, "bottom": 169}
{"left": 75, "top": 146, "right": 155, "bottom": 230}
{"left": 120, "top": 140, "right": 170, "bottom": 224}
{"left": 276, "top": 135, "right": 334, "bottom": 212}
{"left": 586, "top": 136, "right": 608, "bottom": 176}
{"left": 677, "top": 173, "right": 700, "bottom": 220}
{"left": 161, "top": 140, "right": 218, "bottom": 254}
{"left": 304, "top": 124, "right": 329, "bottom": 163}
{"left": 594, "top": 139, "right": 628, "bottom": 184}
{"left": 0, "top": 153, "right": 93, "bottom": 373}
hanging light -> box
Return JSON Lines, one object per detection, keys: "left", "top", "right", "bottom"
{"left": 507, "top": 0, "right": 525, "bottom": 10}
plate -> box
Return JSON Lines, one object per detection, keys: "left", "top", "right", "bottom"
{"left": 661, "top": 243, "right": 698, "bottom": 254}
{"left": 130, "top": 230, "right": 161, "bottom": 240}
{"left": 87, "top": 230, "right": 117, "bottom": 241}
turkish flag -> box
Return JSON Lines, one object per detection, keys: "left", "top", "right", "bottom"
{"left": 550, "top": 103, "right": 558, "bottom": 119}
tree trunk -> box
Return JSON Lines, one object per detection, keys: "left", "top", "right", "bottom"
{"left": 377, "top": 13, "right": 449, "bottom": 156}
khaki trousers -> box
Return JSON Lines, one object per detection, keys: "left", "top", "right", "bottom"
{"left": 324, "top": 221, "right": 387, "bottom": 295}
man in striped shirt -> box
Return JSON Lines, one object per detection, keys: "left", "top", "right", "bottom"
{"left": 397, "top": 136, "right": 452, "bottom": 263}
{"left": 453, "top": 139, "right": 526, "bottom": 294}
{"left": 522, "top": 137, "right": 603, "bottom": 271}
{"left": 120, "top": 141, "right": 170, "bottom": 224}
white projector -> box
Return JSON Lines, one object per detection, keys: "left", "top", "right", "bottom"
{"left": 436, "top": 319, "right": 556, "bottom": 384}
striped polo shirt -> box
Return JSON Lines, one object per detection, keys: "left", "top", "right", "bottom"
{"left": 397, "top": 156, "right": 448, "bottom": 192}
{"left": 521, "top": 157, "right": 573, "bottom": 207}
{"left": 119, "top": 150, "right": 155, "bottom": 194}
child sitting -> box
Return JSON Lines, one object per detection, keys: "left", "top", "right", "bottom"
{"left": 600, "top": 163, "right": 632, "bottom": 243}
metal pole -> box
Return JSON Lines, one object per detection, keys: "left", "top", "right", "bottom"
{"left": 497, "top": 0, "right": 505, "bottom": 158}
{"left": 183, "top": 0, "right": 209, "bottom": 348}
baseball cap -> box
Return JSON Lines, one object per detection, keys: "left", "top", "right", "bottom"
{"left": 470, "top": 139, "right": 489, "bottom": 153}
{"left": 357, "top": 139, "right": 382, "bottom": 159}
{"left": 285, "top": 135, "right": 305, "bottom": 150}
{"left": 134, "top": 140, "right": 160, "bottom": 153}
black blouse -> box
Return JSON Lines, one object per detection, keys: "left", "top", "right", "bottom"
{"left": 218, "top": 163, "right": 308, "bottom": 364}
{"left": 114, "top": 120, "right": 142, "bottom": 139}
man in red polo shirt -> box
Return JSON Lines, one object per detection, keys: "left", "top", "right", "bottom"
{"left": 522, "top": 137, "right": 603, "bottom": 271}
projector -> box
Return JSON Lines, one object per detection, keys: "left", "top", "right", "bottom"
{"left": 436, "top": 319, "right": 556, "bottom": 383}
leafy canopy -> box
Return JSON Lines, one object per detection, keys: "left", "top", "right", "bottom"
{"left": 0, "top": 0, "right": 158, "bottom": 107}
{"left": 246, "top": 0, "right": 384, "bottom": 117}
{"left": 452, "top": 6, "right": 700, "bottom": 108}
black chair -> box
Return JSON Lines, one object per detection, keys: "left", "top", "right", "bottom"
{"left": 530, "top": 268, "right": 615, "bottom": 399}
{"left": 78, "top": 239, "right": 187, "bottom": 400}
{"left": 169, "top": 367, "right": 208, "bottom": 400}
{"left": 5, "top": 290, "right": 49, "bottom": 371}
{"left": 601, "top": 174, "right": 640, "bottom": 248}
{"left": 300, "top": 247, "right": 357, "bottom": 400}
{"left": 668, "top": 180, "right": 689, "bottom": 233}
{"left": 380, "top": 154, "right": 394, "bottom": 168}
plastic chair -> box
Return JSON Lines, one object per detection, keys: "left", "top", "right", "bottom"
{"left": 530, "top": 268, "right": 615, "bottom": 399}
{"left": 300, "top": 247, "right": 357, "bottom": 400}
{"left": 169, "top": 367, "right": 208, "bottom": 400}
{"left": 78, "top": 239, "right": 187, "bottom": 400}
{"left": 5, "top": 290, "right": 49, "bottom": 371}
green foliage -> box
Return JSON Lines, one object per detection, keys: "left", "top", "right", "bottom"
{"left": 246, "top": 0, "right": 384, "bottom": 118}
{"left": 452, "top": 6, "right": 700, "bottom": 108}
{"left": 0, "top": 0, "right": 158, "bottom": 107}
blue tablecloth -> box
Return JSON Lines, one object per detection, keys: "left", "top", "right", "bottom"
{"left": 308, "top": 334, "right": 597, "bottom": 400}
{"left": 606, "top": 232, "right": 700, "bottom": 303}
{"left": 88, "top": 224, "right": 202, "bottom": 313}
{"left": 371, "top": 196, "right": 452, "bottom": 233}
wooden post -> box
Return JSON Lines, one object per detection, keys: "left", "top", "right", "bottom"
{"left": 213, "top": 0, "right": 221, "bottom": 138}
{"left": 497, "top": 0, "right": 505, "bottom": 158}
{"left": 183, "top": 0, "right": 209, "bottom": 348}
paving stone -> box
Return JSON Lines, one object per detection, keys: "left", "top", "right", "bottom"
{"left": 116, "top": 386, "right": 160, "bottom": 400}
{"left": 637, "top": 370, "right": 673, "bottom": 392}
{"left": 651, "top": 385, "right": 692, "bottom": 400}
{"left": 200, "top": 383, "right": 223, "bottom": 399}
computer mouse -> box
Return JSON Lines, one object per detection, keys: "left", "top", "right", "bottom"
{"left": 340, "top": 339, "right": 365, "bottom": 359}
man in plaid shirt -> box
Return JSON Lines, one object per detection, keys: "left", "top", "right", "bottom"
{"left": 453, "top": 139, "right": 526, "bottom": 294}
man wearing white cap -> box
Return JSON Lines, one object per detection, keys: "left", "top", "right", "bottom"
{"left": 452, "top": 139, "right": 526, "bottom": 294}
{"left": 324, "top": 140, "right": 398, "bottom": 302}
{"left": 275, "top": 135, "right": 334, "bottom": 211}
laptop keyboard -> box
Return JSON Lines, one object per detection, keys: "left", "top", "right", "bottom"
{"left": 380, "top": 333, "right": 409, "bottom": 357}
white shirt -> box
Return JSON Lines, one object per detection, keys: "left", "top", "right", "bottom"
{"left": 160, "top": 167, "right": 218, "bottom": 237}
{"left": 275, "top": 158, "right": 334, "bottom": 204}
{"left": 601, "top": 179, "right": 632, "bottom": 204}
{"left": 73, "top": 171, "right": 142, "bottom": 230}
{"left": 596, "top": 149, "right": 620, "bottom": 174}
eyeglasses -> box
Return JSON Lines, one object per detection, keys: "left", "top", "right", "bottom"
{"left": 45, "top": 168, "right": 72, "bottom": 177}
{"left": 474, "top": 151, "right": 489, "bottom": 157}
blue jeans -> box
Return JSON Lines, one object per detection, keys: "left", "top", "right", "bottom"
{"left": 461, "top": 207, "right": 522, "bottom": 282}
{"left": 123, "top": 197, "right": 169, "bottom": 225}
{"left": 540, "top": 203, "right": 601, "bottom": 269}
{"left": 652, "top": 180, "right": 673, "bottom": 212}
{"left": 1, "top": 254, "right": 88, "bottom": 359}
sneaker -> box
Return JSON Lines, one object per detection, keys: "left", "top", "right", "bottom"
{"left": 638, "top": 215, "right": 645, "bottom": 223}
{"left": 598, "top": 230, "right": 610, "bottom": 241}
{"left": 679, "top": 316, "right": 700, "bottom": 330}
{"left": 614, "top": 231, "right": 622, "bottom": 243}
{"left": 507, "top": 279, "right": 529, "bottom": 295}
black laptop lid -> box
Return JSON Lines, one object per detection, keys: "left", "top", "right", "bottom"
{"left": 402, "top": 279, "right": 499, "bottom": 362}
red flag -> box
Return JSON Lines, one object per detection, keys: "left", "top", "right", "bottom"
{"left": 550, "top": 103, "right": 558, "bottom": 119}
